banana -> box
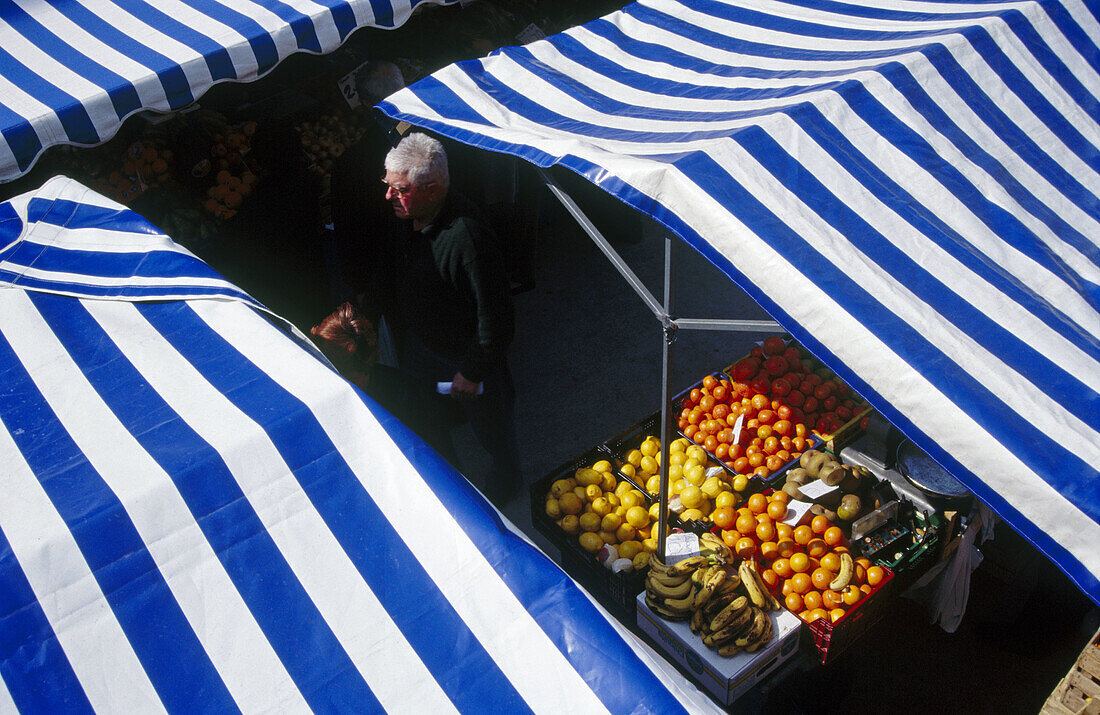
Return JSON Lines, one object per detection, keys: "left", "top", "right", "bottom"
{"left": 646, "top": 575, "right": 694, "bottom": 599}
{"left": 690, "top": 607, "right": 705, "bottom": 634}
{"left": 663, "top": 591, "right": 698, "bottom": 612}
{"left": 692, "top": 566, "right": 727, "bottom": 610}
{"left": 707, "top": 595, "right": 750, "bottom": 632}
{"left": 740, "top": 558, "right": 781, "bottom": 611}
{"left": 744, "top": 613, "right": 774, "bottom": 653}
{"left": 647, "top": 570, "right": 692, "bottom": 588}
{"left": 717, "top": 642, "right": 744, "bottom": 657}
{"left": 715, "top": 568, "right": 741, "bottom": 595}
{"left": 829, "top": 552, "right": 854, "bottom": 591}
{"left": 668, "top": 555, "right": 709, "bottom": 577}
{"left": 704, "top": 606, "right": 756, "bottom": 647}
{"left": 699, "top": 533, "right": 733, "bottom": 564}
{"left": 691, "top": 565, "right": 712, "bottom": 587}
{"left": 645, "top": 595, "right": 692, "bottom": 621}
{"left": 734, "top": 607, "right": 768, "bottom": 647}
{"left": 647, "top": 555, "right": 670, "bottom": 575}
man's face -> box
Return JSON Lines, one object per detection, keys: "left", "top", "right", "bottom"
{"left": 383, "top": 171, "right": 441, "bottom": 224}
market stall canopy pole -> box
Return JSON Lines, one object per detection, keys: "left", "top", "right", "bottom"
{"left": 378, "top": 0, "right": 1100, "bottom": 606}
{"left": 0, "top": 0, "right": 461, "bottom": 182}
{"left": 0, "top": 175, "right": 727, "bottom": 714}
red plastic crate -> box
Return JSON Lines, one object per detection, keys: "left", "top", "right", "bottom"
{"left": 804, "top": 566, "right": 895, "bottom": 665}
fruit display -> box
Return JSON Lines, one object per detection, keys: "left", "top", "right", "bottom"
{"left": 544, "top": 456, "right": 660, "bottom": 573}
{"left": 295, "top": 111, "right": 372, "bottom": 183}
{"left": 779, "top": 449, "right": 874, "bottom": 527}
{"left": 729, "top": 491, "right": 888, "bottom": 625}
{"left": 644, "top": 534, "right": 781, "bottom": 657}
{"left": 632, "top": 436, "right": 745, "bottom": 527}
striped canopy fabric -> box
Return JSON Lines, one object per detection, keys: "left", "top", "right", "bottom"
{"left": 378, "top": 0, "right": 1100, "bottom": 605}
{"left": 0, "top": 176, "right": 724, "bottom": 713}
{"left": 0, "top": 0, "right": 457, "bottom": 182}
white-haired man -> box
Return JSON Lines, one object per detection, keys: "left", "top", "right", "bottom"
{"left": 364, "top": 132, "right": 521, "bottom": 505}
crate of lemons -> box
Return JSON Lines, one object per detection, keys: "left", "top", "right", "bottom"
{"left": 544, "top": 435, "right": 750, "bottom": 570}
{"left": 544, "top": 456, "right": 657, "bottom": 573}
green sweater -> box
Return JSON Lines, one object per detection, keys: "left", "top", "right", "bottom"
{"left": 368, "top": 193, "right": 514, "bottom": 383}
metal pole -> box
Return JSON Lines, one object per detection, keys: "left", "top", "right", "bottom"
{"left": 657, "top": 233, "right": 675, "bottom": 561}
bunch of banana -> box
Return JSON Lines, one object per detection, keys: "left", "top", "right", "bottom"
{"left": 694, "top": 593, "right": 773, "bottom": 657}
{"left": 645, "top": 555, "right": 710, "bottom": 620}
{"left": 738, "top": 557, "right": 783, "bottom": 611}
{"left": 698, "top": 532, "right": 734, "bottom": 565}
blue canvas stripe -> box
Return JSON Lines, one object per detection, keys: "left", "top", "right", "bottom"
{"left": 138, "top": 300, "right": 530, "bottom": 713}
{"left": 0, "top": 304, "right": 235, "bottom": 714}
{"left": 0, "top": 525, "right": 93, "bottom": 714}
{"left": 31, "top": 293, "right": 382, "bottom": 713}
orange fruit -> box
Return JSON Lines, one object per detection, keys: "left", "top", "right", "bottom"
{"left": 711, "top": 506, "right": 736, "bottom": 530}
{"left": 842, "top": 585, "right": 862, "bottom": 606}
{"left": 785, "top": 592, "right": 804, "bottom": 613}
{"left": 866, "top": 566, "right": 886, "bottom": 587}
{"left": 822, "top": 589, "right": 844, "bottom": 609}
{"left": 755, "top": 521, "right": 776, "bottom": 542}
{"left": 806, "top": 538, "right": 829, "bottom": 559}
{"left": 735, "top": 537, "right": 757, "bottom": 558}
{"left": 772, "top": 558, "right": 793, "bottom": 579}
{"left": 804, "top": 608, "right": 829, "bottom": 623}
{"left": 823, "top": 526, "right": 845, "bottom": 547}
{"left": 819, "top": 552, "right": 841, "bottom": 572}
{"left": 860, "top": 584, "right": 873, "bottom": 596}
{"left": 775, "top": 522, "right": 794, "bottom": 541}
{"left": 771, "top": 490, "right": 791, "bottom": 504}
{"left": 853, "top": 563, "right": 867, "bottom": 585}
{"left": 790, "top": 572, "right": 812, "bottom": 594}
{"left": 789, "top": 552, "right": 810, "bottom": 573}
{"left": 776, "top": 539, "right": 798, "bottom": 559}
{"left": 829, "top": 608, "right": 846, "bottom": 623}
{"left": 735, "top": 513, "right": 757, "bottom": 535}
{"left": 811, "top": 567, "right": 836, "bottom": 590}
{"left": 803, "top": 590, "right": 824, "bottom": 611}
{"left": 793, "top": 525, "right": 814, "bottom": 546}
{"left": 760, "top": 541, "right": 779, "bottom": 560}
{"left": 811, "top": 515, "right": 831, "bottom": 535}
{"left": 761, "top": 568, "right": 779, "bottom": 590}
{"left": 767, "top": 500, "right": 788, "bottom": 520}
{"left": 747, "top": 493, "right": 768, "bottom": 514}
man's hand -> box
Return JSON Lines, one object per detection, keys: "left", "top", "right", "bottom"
{"left": 450, "top": 371, "right": 481, "bottom": 400}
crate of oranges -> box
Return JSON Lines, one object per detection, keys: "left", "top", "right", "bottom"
{"left": 675, "top": 369, "right": 821, "bottom": 491}
{"left": 605, "top": 413, "right": 749, "bottom": 534}
{"left": 711, "top": 489, "right": 896, "bottom": 664}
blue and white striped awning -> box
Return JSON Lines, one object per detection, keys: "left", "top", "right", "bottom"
{"left": 379, "top": 0, "right": 1100, "bottom": 606}
{"left": 0, "top": 0, "right": 457, "bottom": 182}
{"left": 0, "top": 176, "right": 723, "bottom": 713}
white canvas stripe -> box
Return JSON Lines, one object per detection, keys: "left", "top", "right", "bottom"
{"left": 0, "top": 291, "right": 164, "bottom": 714}
{"left": 192, "top": 300, "right": 614, "bottom": 714}
{"left": 65, "top": 298, "right": 309, "bottom": 714}
{"left": 117, "top": 298, "right": 458, "bottom": 714}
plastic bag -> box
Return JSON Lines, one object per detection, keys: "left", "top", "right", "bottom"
{"left": 903, "top": 503, "right": 992, "bottom": 633}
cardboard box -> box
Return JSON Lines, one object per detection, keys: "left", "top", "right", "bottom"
{"left": 636, "top": 594, "right": 802, "bottom": 706}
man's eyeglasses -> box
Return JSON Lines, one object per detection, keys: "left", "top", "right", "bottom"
{"left": 382, "top": 179, "right": 433, "bottom": 197}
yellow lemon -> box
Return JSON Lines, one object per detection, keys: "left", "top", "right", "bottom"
{"left": 615, "top": 523, "right": 637, "bottom": 543}
{"left": 600, "top": 471, "right": 617, "bottom": 492}
{"left": 668, "top": 451, "right": 686, "bottom": 467}
{"left": 640, "top": 438, "right": 659, "bottom": 457}
{"left": 642, "top": 536, "right": 659, "bottom": 552}
{"left": 680, "top": 485, "right": 705, "bottom": 510}
{"left": 592, "top": 459, "right": 613, "bottom": 473}
{"left": 639, "top": 455, "right": 659, "bottom": 475}
{"left": 681, "top": 508, "right": 705, "bottom": 522}
{"left": 558, "top": 492, "right": 582, "bottom": 516}
{"left": 618, "top": 540, "right": 642, "bottom": 560}
{"left": 667, "top": 463, "right": 683, "bottom": 481}
{"left": 645, "top": 475, "right": 661, "bottom": 496}
{"left": 578, "top": 532, "right": 604, "bottom": 553}
{"left": 550, "top": 478, "right": 573, "bottom": 498}
{"left": 732, "top": 474, "right": 750, "bottom": 492}
{"left": 604, "top": 492, "right": 620, "bottom": 508}
{"left": 686, "top": 445, "right": 707, "bottom": 463}
{"left": 670, "top": 438, "right": 688, "bottom": 453}
{"left": 625, "top": 449, "right": 643, "bottom": 468}
{"left": 575, "top": 468, "right": 601, "bottom": 487}
{"left": 715, "top": 490, "right": 740, "bottom": 509}
{"left": 584, "top": 484, "right": 602, "bottom": 501}
{"left": 632, "top": 551, "right": 652, "bottom": 571}
{"left": 599, "top": 530, "right": 618, "bottom": 545}
{"left": 615, "top": 505, "right": 629, "bottom": 518}
{"left": 601, "top": 512, "right": 623, "bottom": 533}
{"left": 648, "top": 502, "right": 662, "bottom": 521}
{"left": 620, "top": 490, "right": 644, "bottom": 509}
{"left": 615, "top": 480, "right": 633, "bottom": 497}
{"left": 578, "top": 512, "right": 601, "bottom": 533}
{"left": 683, "top": 463, "right": 704, "bottom": 485}
{"left": 636, "top": 524, "right": 651, "bottom": 540}
{"left": 545, "top": 499, "right": 562, "bottom": 519}
{"left": 625, "top": 505, "right": 650, "bottom": 529}
{"left": 619, "top": 463, "right": 636, "bottom": 480}
{"left": 590, "top": 497, "right": 612, "bottom": 517}
{"left": 701, "top": 475, "right": 725, "bottom": 499}
{"left": 560, "top": 514, "right": 580, "bottom": 534}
